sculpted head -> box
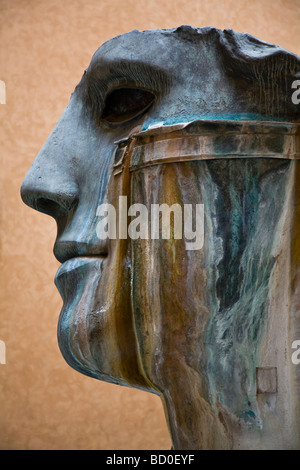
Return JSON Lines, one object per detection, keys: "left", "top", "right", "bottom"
{"left": 21, "top": 26, "right": 300, "bottom": 449}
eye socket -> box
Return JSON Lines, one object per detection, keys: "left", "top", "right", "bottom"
{"left": 101, "top": 87, "right": 155, "bottom": 124}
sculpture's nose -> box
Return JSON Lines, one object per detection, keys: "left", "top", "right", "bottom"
{"left": 20, "top": 95, "right": 113, "bottom": 264}
{"left": 21, "top": 176, "right": 79, "bottom": 224}
{"left": 21, "top": 179, "right": 78, "bottom": 219}
{"left": 21, "top": 101, "right": 80, "bottom": 220}
{"left": 20, "top": 141, "right": 79, "bottom": 220}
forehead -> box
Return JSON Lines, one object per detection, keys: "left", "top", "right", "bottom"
{"left": 90, "top": 29, "right": 177, "bottom": 66}
{"left": 87, "top": 28, "right": 216, "bottom": 76}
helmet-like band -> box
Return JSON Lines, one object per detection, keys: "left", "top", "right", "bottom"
{"left": 113, "top": 120, "right": 300, "bottom": 175}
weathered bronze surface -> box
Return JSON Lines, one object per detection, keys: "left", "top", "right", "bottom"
{"left": 21, "top": 26, "right": 300, "bottom": 449}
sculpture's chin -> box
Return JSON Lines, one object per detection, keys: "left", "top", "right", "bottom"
{"left": 54, "top": 255, "right": 153, "bottom": 391}
{"left": 55, "top": 256, "right": 112, "bottom": 381}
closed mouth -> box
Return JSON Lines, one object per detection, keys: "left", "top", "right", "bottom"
{"left": 53, "top": 240, "right": 109, "bottom": 264}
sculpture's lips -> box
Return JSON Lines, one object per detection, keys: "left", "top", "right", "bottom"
{"left": 55, "top": 255, "right": 106, "bottom": 276}
{"left": 53, "top": 239, "right": 109, "bottom": 264}
{"left": 54, "top": 256, "right": 106, "bottom": 297}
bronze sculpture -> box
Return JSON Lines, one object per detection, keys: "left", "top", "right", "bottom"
{"left": 21, "top": 26, "right": 300, "bottom": 449}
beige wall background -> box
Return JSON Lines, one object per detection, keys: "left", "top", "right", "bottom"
{"left": 0, "top": 0, "right": 299, "bottom": 450}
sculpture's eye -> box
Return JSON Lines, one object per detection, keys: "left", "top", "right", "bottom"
{"left": 102, "top": 87, "right": 155, "bottom": 124}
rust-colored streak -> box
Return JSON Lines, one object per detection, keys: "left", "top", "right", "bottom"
{"left": 130, "top": 161, "right": 229, "bottom": 449}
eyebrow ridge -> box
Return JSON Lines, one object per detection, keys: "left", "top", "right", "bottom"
{"left": 81, "top": 59, "right": 172, "bottom": 123}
